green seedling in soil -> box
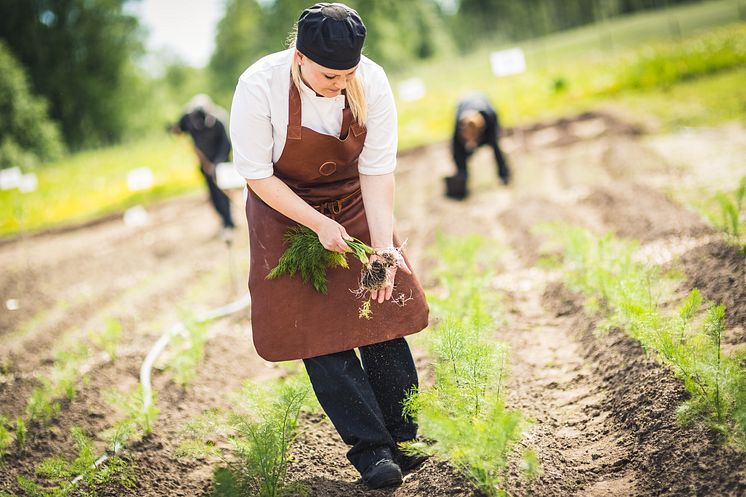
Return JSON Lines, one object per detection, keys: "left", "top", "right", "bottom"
{"left": 14, "top": 427, "right": 134, "bottom": 497}
{"left": 182, "top": 379, "right": 310, "bottom": 497}
{"left": 678, "top": 176, "right": 746, "bottom": 252}
{"left": 15, "top": 416, "right": 27, "bottom": 452}
{"left": 25, "top": 342, "right": 91, "bottom": 425}
{"left": 0, "top": 416, "right": 12, "bottom": 460}
{"left": 405, "top": 234, "right": 534, "bottom": 496}
{"left": 25, "top": 384, "right": 61, "bottom": 425}
{"left": 547, "top": 225, "right": 746, "bottom": 449}
{"left": 714, "top": 176, "right": 746, "bottom": 249}
{"left": 0, "top": 415, "right": 27, "bottom": 460}
{"left": 87, "top": 317, "right": 123, "bottom": 360}
{"left": 177, "top": 408, "right": 229, "bottom": 460}
{"left": 165, "top": 316, "right": 209, "bottom": 387}
{"left": 228, "top": 381, "right": 310, "bottom": 497}
{"left": 104, "top": 385, "right": 159, "bottom": 437}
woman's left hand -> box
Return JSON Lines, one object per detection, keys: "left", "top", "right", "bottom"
{"left": 369, "top": 252, "right": 412, "bottom": 304}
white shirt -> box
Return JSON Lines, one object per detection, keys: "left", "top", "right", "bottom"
{"left": 230, "top": 48, "right": 398, "bottom": 180}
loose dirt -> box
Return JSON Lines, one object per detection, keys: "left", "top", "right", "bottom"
{"left": 1, "top": 111, "right": 744, "bottom": 496}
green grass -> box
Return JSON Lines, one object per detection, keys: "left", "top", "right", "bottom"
{"left": 2, "top": 1, "right": 744, "bottom": 238}
{"left": 393, "top": 17, "right": 746, "bottom": 149}
{"left": 674, "top": 176, "right": 746, "bottom": 250}
{"left": 613, "top": 66, "right": 746, "bottom": 128}
{"left": 0, "top": 135, "right": 200, "bottom": 236}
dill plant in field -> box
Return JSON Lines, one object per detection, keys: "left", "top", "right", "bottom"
{"left": 546, "top": 225, "right": 746, "bottom": 449}
{"left": 0, "top": 416, "right": 12, "bottom": 460}
{"left": 403, "top": 234, "right": 536, "bottom": 496}
{"left": 179, "top": 378, "right": 312, "bottom": 497}
{"left": 104, "top": 384, "right": 159, "bottom": 439}
{"left": 14, "top": 427, "right": 134, "bottom": 497}
{"left": 713, "top": 176, "right": 746, "bottom": 250}
{"left": 165, "top": 316, "right": 209, "bottom": 387}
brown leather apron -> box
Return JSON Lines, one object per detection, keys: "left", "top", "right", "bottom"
{"left": 244, "top": 80, "right": 429, "bottom": 362}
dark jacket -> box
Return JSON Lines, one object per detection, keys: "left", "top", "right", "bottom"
{"left": 451, "top": 93, "right": 509, "bottom": 180}
{"left": 178, "top": 110, "right": 231, "bottom": 164}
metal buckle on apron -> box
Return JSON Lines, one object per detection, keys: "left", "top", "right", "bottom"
{"left": 312, "top": 190, "right": 360, "bottom": 216}
{"left": 313, "top": 199, "right": 342, "bottom": 216}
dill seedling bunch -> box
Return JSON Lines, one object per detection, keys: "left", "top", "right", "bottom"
{"left": 267, "top": 225, "right": 374, "bottom": 294}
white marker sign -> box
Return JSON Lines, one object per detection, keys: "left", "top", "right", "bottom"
{"left": 398, "top": 78, "right": 427, "bottom": 102}
{"left": 490, "top": 47, "right": 526, "bottom": 77}
{"left": 19, "top": 173, "right": 38, "bottom": 193}
{"left": 123, "top": 205, "right": 150, "bottom": 227}
{"left": 0, "top": 167, "right": 22, "bottom": 190}
{"left": 127, "top": 167, "right": 154, "bottom": 191}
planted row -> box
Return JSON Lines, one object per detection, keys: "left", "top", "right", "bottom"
{"left": 545, "top": 225, "right": 746, "bottom": 449}
{"left": 404, "top": 234, "right": 537, "bottom": 496}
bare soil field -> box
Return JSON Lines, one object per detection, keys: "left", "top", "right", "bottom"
{"left": 1, "top": 111, "right": 745, "bottom": 496}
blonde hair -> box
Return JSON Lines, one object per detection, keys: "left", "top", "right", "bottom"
{"left": 288, "top": 26, "right": 367, "bottom": 125}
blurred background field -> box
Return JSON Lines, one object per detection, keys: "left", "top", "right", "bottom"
{"left": 1, "top": 0, "right": 745, "bottom": 237}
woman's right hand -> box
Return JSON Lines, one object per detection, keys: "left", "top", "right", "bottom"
{"left": 313, "top": 216, "right": 351, "bottom": 253}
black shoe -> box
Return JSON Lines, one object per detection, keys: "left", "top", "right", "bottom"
{"left": 394, "top": 441, "right": 430, "bottom": 472}
{"left": 361, "top": 457, "right": 403, "bottom": 489}
{"left": 396, "top": 452, "right": 429, "bottom": 472}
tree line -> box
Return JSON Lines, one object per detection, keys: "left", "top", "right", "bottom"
{"left": 0, "top": 0, "right": 703, "bottom": 167}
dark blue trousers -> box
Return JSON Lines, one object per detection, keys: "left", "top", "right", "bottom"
{"left": 302, "top": 337, "right": 418, "bottom": 472}
{"left": 201, "top": 168, "right": 234, "bottom": 228}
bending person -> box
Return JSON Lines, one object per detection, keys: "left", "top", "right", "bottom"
{"left": 446, "top": 92, "right": 511, "bottom": 199}
{"left": 170, "top": 94, "right": 235, "bottom": 237}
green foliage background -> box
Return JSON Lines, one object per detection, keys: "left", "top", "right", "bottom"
{"left": 0, "top": 41, "right": 62, "bottom": 169}
{"left": 0, "top": 1, "right": 745, "bottom": 236}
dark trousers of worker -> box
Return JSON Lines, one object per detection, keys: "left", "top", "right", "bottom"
{"left": 200, "top": 169, "right": 234, "bottom": 228}
{"left": 302, "top": 337, "right": 418, "bottom": 473}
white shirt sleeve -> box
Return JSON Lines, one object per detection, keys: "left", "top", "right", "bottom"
{"left": 357, "top": 64, "right": 398, "bottom": 176}
{"left": 230, "top": 77, "right": 275, "bottom": 180}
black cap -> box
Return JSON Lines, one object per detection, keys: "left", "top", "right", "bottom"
{"left": 296, "top": 3, "right": 366, "bottom": 70}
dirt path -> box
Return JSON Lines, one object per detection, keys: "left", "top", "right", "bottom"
{"left": 1, "top": 112, "right": 744, "bottom": 496}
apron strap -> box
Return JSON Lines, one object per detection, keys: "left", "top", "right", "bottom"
{"left": 340, "top": 92, "right": 352, "bottom": 140}
{"left": 287, "top": 75, "right": 365, "bottom": 141}
{"left": 287, "top": 76, "right": 302, "bottom": 140}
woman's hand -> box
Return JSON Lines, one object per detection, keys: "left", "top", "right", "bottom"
{"left": 314, "top": 216, "right": 352, "bottom": 253}
{"left": 369, "top": 249, "right": 412, "bottom": 303}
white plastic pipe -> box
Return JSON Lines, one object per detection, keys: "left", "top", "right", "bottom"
{"left": 65, "top": 292, "right": 251, "bottom": 490}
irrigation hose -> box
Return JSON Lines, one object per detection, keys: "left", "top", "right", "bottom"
{"left": 64, "top": 291, "right": 251, "bottom": 492}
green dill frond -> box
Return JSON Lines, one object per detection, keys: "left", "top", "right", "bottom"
{"left": 266, "top": 225, "right": 374, "bottom": 294}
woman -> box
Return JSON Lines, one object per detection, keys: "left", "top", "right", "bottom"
{"left": 230, "top": 3, "right": 429, "bottom": 489}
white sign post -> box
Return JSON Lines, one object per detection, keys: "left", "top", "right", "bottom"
{"left": 127, "top": 167, "right": 154, "bottom": 192}
{"left": 397, "top": 78, "right": 427, "bottom": 102}
{"left": 18, "top": 173, "right": 38, "bottom": 193}
{"left": 0, "top": 167, "right": 22, "bottom": 190}
{"left": 489, "top": 47, "right": 526, "bottom": 77}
